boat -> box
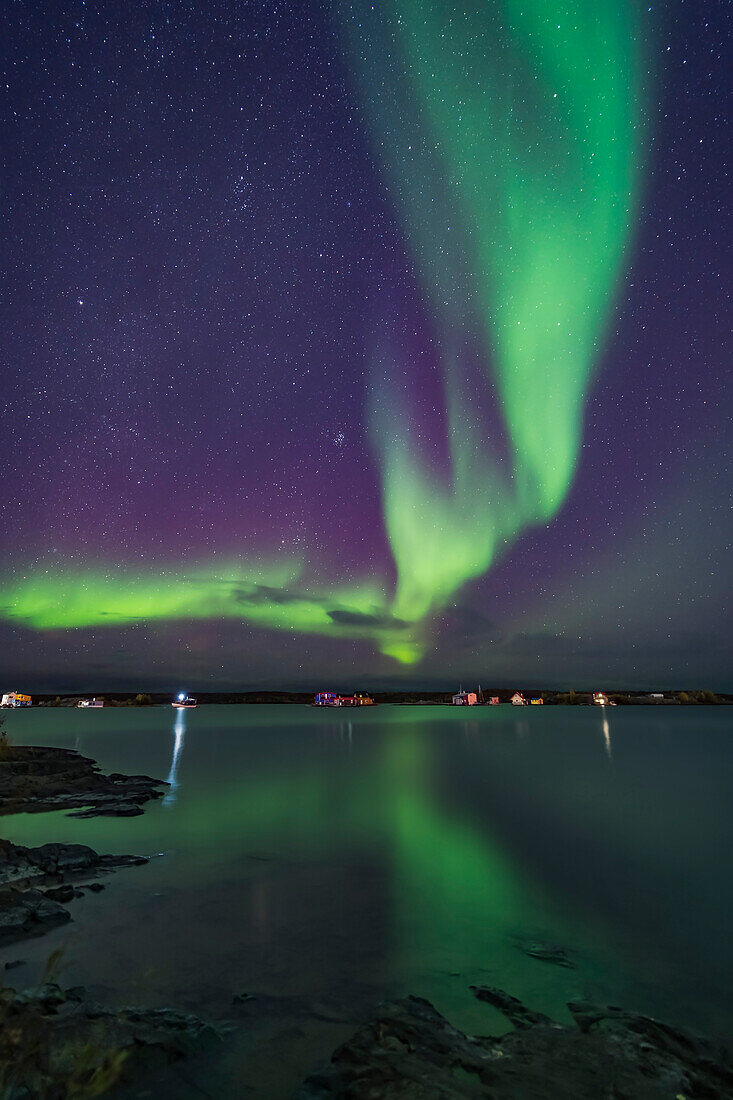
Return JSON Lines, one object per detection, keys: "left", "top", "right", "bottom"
{"left": 172, "top": 693, "right": 197, "bottom": 709}
{"left": 77, "top": 697, "right": 104, "bottom": 708}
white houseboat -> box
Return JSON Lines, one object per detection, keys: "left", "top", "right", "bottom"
{"left": 1, "top": 692, "right": 32, "bottom": 708}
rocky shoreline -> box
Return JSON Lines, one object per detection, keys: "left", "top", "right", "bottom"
{"left": 0, "top": 838, "right": 151, "bottom": 947}
{"left": 0, "top": 743, "right": 217, "bottom": 1097}
{"left": 4, "top": 977, "right": 732, "bottom": 1100}
{"left": 296, "top": 985, "right": 733, "bottom": 1099}
{"left": 0, "top": 745, "right": 168, "bottom": 951}
{"left": 0, "top": 978, "right": 221, "bottom": 1098}
{"left": 0, "top": 744, "right": 167, "bottom": 818}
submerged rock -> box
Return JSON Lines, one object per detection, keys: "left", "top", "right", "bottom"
{"left": 43, "top": 884, "right": 75, "bottom": 903}
{"left": 296, "top": 987, "right": 733, "bottom": 1099}
{"left": 471, "top": 985, "right": 556, "bottom": 1030}
{"left": 231, "top": 990, "right": 355, "bottom": 1025}
{"left": 512, "top": 937, "right": 577, "bottom": 968}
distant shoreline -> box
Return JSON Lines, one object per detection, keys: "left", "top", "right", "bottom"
{"left": 12, "top": 689, "right": 732, "bottom": 708}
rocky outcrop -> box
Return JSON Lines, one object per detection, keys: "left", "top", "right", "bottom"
{"left": 0, "top": 980, "right": 220, "bottom": 1098}
{"left": 0, "top": 745, "right": 166, "bottom": 817}
{"left": 0, "top": 887, "right": 71, "bottom": 944}
{"left": 0, "top": 839, "right": 148, "bottom": 887}
{"left": 296, "top": 987, "right": 733, "bottom": 1099}
{"left": 0, "top": 839, "right": 150, "bottom": 944}
{"left": 0, "top": 749, "right": 158, "bottom": 938}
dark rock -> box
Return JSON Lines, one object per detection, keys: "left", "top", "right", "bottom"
{"left": 113, "top": 1005, "right": 221, "bottom": 1052}
{"left": 44, "top": 884, "right": 75, "bottom": 903}
{"left": 295, "top": 989, "right": 733, "bottom": 1099}
{"left": 32, "top": 841, "right": 100, "bottom": 874}
{"left": 71, "top": 800, "right": 144, "bottom": 818}
{"left": 230, "top": 990, "right": 352, "bottom": 1024}
{"left": 0, "top": 747, "right": 161, "bottom": 962}
{"left": 0, "top": 838, "right": 151, "bottom": 944}
{"left": 0, "top": 886, "right": 71, "bottom": 943}
{"left": 4, "top": 958, "right": 25, "bottom": 970}
{"left": 513, "top": 938, "right": 576, "bottom": 968}
{"left": 0, "top": 980, "right": 220, "bottom": 1096}
{"left": 17, "top": 982, "right": 71, "bottom": 1009}
{"left": 0, "top": 745, "right": 166, "bottom": 818}
{"left": 0, "top": 838, "right": 149, "bottom": 889}
{"left": 471, "top": 985, "right": 557, "bottom": 1030}
{"left": 295, "top": 995, "right": 490, "bottom": 1099}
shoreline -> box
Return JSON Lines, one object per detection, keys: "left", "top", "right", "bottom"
{"left": 295, "top": 986, "right": 733, "bottom": 1099}
{"left": 12, "top": 690, "right": 732, "bottom": 709}
{"left": 0, "top": 743, "right": 223, "bottom": 1096}
{"left": 0, "top": 744, "right": 168, "bottom": 946}
{"left": 0, "top": 744, "right": 167, "bottom": 818}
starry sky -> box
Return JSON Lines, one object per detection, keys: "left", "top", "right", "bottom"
{"left": 1, "top": 0, "right": 729, "bottom": 692}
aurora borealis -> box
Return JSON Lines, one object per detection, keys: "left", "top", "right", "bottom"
{"left": 1, "top": 0, "right": 729, "bottom": 689}
{"left": 347, "top": 0, "right": 647, "bottom": 637}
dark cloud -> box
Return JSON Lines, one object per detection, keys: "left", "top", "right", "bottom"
{"left": 233, "top": 584, "right": 327, "bottom": 607}
{"left": 233, "top": 585, "right": 409, "bottom": 632}
{"left": 327, "top": 608, "right": 409, "bottom": 630}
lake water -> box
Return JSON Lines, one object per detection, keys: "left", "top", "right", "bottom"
{"left": 1, "top": 704, "right": 731, "bottom": 1096}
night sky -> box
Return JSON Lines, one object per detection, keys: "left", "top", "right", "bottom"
{"left": 1, "top": 0, "right": 729, "bottom": 692}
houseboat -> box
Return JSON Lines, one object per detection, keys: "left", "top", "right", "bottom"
{"left": 172, "top": 693, "right": 197, "bottom": 709}
{"left": 1, "top": 692, "right": 32, "bottom": 708}
{"left": 313, "top": 692, "right": 376, "bottom": 707}
{"left": 314, "top": 692, "right": 341, "bottom": 707}
{"left": 452, "top": 689, "right": 478, "bottom": 706}
{"left": 511, "top": 692, "right": 527, "bottom": 706}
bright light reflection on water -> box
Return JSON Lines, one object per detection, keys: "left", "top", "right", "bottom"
{"left": 163, "top": 708, "right": 185, "bottom": 806}
{"left": 602, "top": 715, "right": 612, "bottom": 760}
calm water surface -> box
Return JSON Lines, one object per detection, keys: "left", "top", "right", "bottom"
{"left": 1, "top": 705, "right": 731, "bottom": 1095}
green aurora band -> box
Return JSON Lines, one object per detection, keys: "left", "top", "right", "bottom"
{"left": 347, "top": 0, "right": 648, "bottom": 644}
{"left": 0, "top": 560, "right": 418, "bottom": 657}
{"left": 0, "top": 2, "right": 649, "bottom": 664}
